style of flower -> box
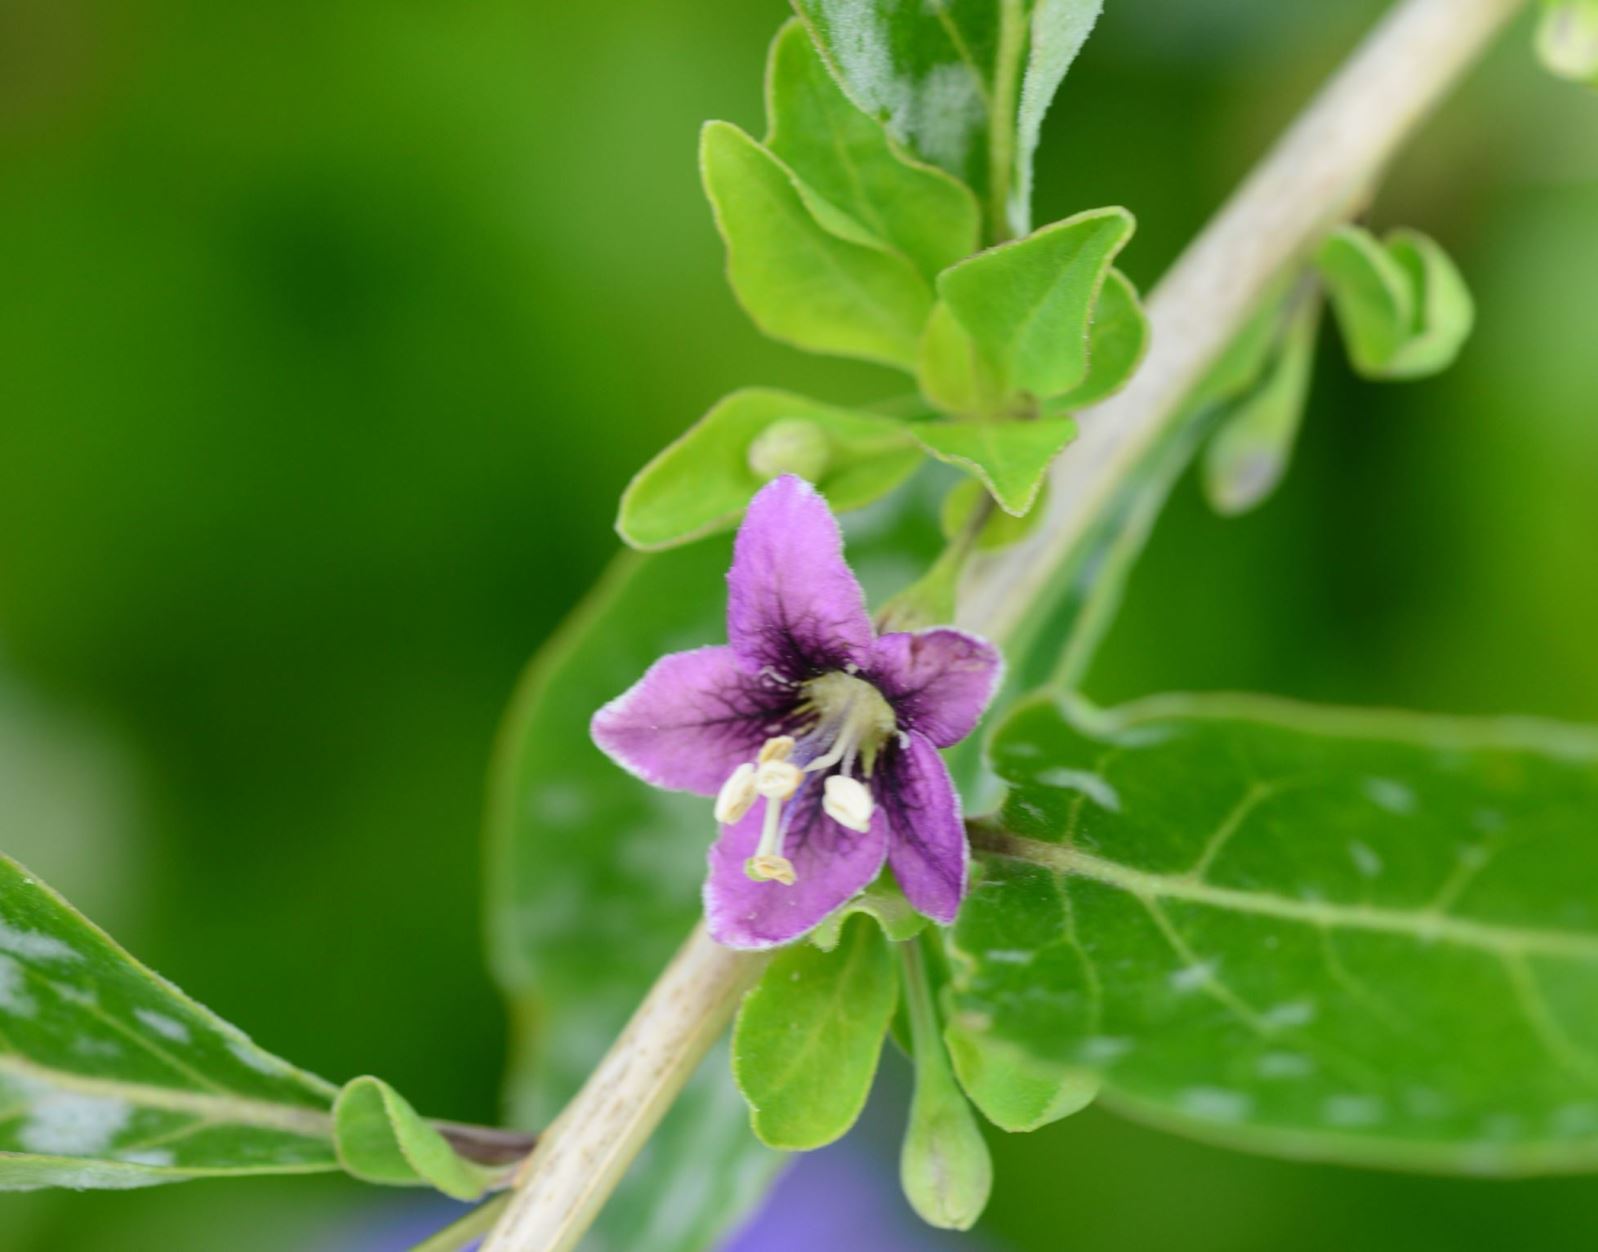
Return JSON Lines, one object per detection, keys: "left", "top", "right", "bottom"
{"left": 591, "top": 475, "right": 1003, "bottom": 949}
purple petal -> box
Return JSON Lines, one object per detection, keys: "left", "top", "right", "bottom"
{"left": 867, "top": 628, "right": 1003, "bottom": 748}
{"left": 727, "top": 475, "right": 874, "bottom": 680}
{"left": 877, "top": 734, "right": 967, "bottom": 925}
{"left": 590, "top": 645, "right": 796, "bottom": 796}
{"left": 705, "top": 777, "right": 889, "bottom": 949}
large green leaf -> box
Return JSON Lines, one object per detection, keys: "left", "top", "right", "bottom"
{"left": 767, "top": 20, "right": 980, "bottom": 280}
{"left": 701, "top": 120, "right": 931, "bottom": 370}
{"left": 732, "top": 915, "right": 897, "bottom": 1150}
{"left": 0, "top": 855, "right": 513, "bottom": 1193}
{"left": 486, "top": 493, "right": 942, "bottom": 1249}
{"left": 951, "top": 692, "right": 1598, "bottom": 1173}
{"left": 793, "top": 0, "right": 1106, "bottom": 236}
{"left": 616, "top": 389, "right": 920, "bottom": 551}
{"left": 936, "top": 208, "right": 1135, "bottom": 404}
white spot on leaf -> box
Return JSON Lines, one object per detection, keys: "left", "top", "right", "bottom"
{"left": 1362, "top": 777, "right": 1415, "bottom": 815}
{"left": 0, "top": 956, "right": 37, "bottom": 1017}
{"left": 1257, "top": 1051, "right": 1313, "bottom": 1079}
{"left": 1323, "top": 1094, "right": 1384, "bottom": 1126}
{"left": 0, "top": 923, "right": 79, "bottom": 964}
{"left": 1034, "top": 768, "right": 1120, "bottom": 812}
{"left": 19, "top": 1086, "right": 132, "bottom": 1155}
{"left": 1261, "top": 1000, "right": 1316, "bottom": 1030}
{"left": 133, "top": 1009, "right": 191, "bottom": 1045}
{"left": 1179, "top": 1087, "right": 1252, "bottom": 1122}
{"left": 1348, "top": 841, "right": 1382, "bottom": 878}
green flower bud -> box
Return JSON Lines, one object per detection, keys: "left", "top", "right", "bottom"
{"left": 747, "top": 418, "right": 831, "bottom": 484}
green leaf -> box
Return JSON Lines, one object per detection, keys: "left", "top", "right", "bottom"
{"left": 1047, "top": 268, "right": 1150, "bottom": 412}
{"left": 0, "top": 856, "right": 525, "bottom": 1196}
{"left": 0, "top": 853, "right": 339, "bottom": 1189}
{"left": 945, "top": 1025, "right": 1098, "bottom": 1132}
{"left": 486, "top": 496, "right": 942, "bottom": 1249}
{"left": 900, "top": 940, "right": 991, "bottom": 1230}
{"left": 793, "top": 0, "right": 1105, "bottom": 237}
{"left": 939, "top": 477, "right": 1046, "bottom": 552}
{"left": 616, "top": 388, "right": 921, "bottom": 550}
{"left": 809, "top": 878, "right": 929, "bottom": 951}
{"left": 912, "top": 416, "right": 1076, "bottom": 515}
{"left": 937, "top": 208, "right": 1135, "bottom": 403}
{"left": 955, "top": 691, "right": 1598, "bottom": 1173}
{"left": 1317, "top": 224, "right": 1473, "bottom": 380}
{"left": 1202, "top": 296, "right": 1320, "bottom": 516}
{"left": 1383, "top": 228, "right": 1475, "bottom": 377}
{"left": 333, "top": 1076, "right": 504, "bottom": 1201}
{"left": 767, "top": 20, "right": 980, "bottom": 280}
{"left": 701, "top": 120, "right": 932, "bottom": 369}
{"left": 732, "top": 916, "right": 898, "bottom": 1150}
{"left": 1537, "top": 0, "right": 1598, "bottom": 83}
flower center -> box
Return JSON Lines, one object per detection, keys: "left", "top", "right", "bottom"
{"left": 712, "top": 670, "right": 898, "bottom": 887}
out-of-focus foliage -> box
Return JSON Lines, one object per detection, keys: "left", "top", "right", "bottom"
{"left": 2, "top": 0, "right": 1597, "bottom": 1248}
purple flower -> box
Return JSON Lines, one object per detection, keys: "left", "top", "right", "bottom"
{"left": 591, "top": 476, "right": 1003, "bottom": 949}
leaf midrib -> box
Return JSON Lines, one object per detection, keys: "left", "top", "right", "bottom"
{"left": 0, "top": 1053, "right": 334, "bottom": 1141}
{"left": 972, "top": 828, "right": 1598, "bottom": 961}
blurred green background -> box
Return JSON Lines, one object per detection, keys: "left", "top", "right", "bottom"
{"left": 2, "top": 0, "right": 1596, "bottom": 1247}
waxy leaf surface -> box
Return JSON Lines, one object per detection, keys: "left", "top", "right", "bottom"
{"left": 951, "top": 693, "right": 1598, "bottom": 1173}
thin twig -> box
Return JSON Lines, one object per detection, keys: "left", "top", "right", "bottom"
{"left": 481, "top": 924, "right": 768, "bottom": 1251}
{"left": 485, "top": 1, "right": 1528, "bottom": 1246}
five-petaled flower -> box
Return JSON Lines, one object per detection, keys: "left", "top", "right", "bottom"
{"left": 591, "top": 475, "right": 1003, "bottom": 949}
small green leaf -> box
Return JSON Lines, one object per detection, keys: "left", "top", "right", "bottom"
{"left": 939, "top": 477, "right": 1046, "bottom": 551}
{"left": 955, "top": 692, "right": 1598, "bottom": 1173}
{"left": 1202, "top": 295, "right": 1320, "bottom": 516}
{"left": 810, "top": 878, "right": 929, "bottom": 951}
{"left": 701, "top": 121, "right": 932, "bottom": 369}
{"left": 333, "top": 1077, "right": 505, "bottom": 1201}
{"left": 945, "top": 1024, "right": 1098, "bottom": 1133}
{"left": 916, "top": 301, "right": 994, "bottom": 418}
{"left": 1537, "top": 0, "right": 1598, "bottom": 82}
{"left": 616, "top": 388, "right": 920, "bottom": 550}
{"left": 767, "top": 20, "right": 980, "bottom": 280}
{"left": 733, "top": 916, "right": 898, "bottom": 1151}
{"left": 1317, "top": 224, "right": 1473, "bottom": 380}
{"left": 1316, "top": 225, "right": 1413, "bottom": 375}
{"left": 938, "top": 208, "right": 1135, "bottom": 402}
{"left": 1047, "top": 268, "right": 1149, "bottom": 411}
{"left": 900, "top": 941, "right": 991, "bottom": 1231}
{"left": 1384, "top": 228, "right": 1475, "bottom": 377}
{"left": 794, "top": 0, "right": 1106, "bottom": 237}
{"left": 912, "top": 416, "right": 1077, "bottom": 515}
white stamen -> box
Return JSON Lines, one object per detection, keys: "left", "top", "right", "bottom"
{"left": 746, "top": 790, "right": 796, "bottom": 885}
{"left": 714, "top": 763, "right": 758, "bottom": 825}
{"left": 757, "top": 735, "right": 796, "bottom": 764}
{"left": 823, "top": 775, "right": 874, "bottom": 833}
{"left": 754, "top": 759, "right": 803, "bottom": 801}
